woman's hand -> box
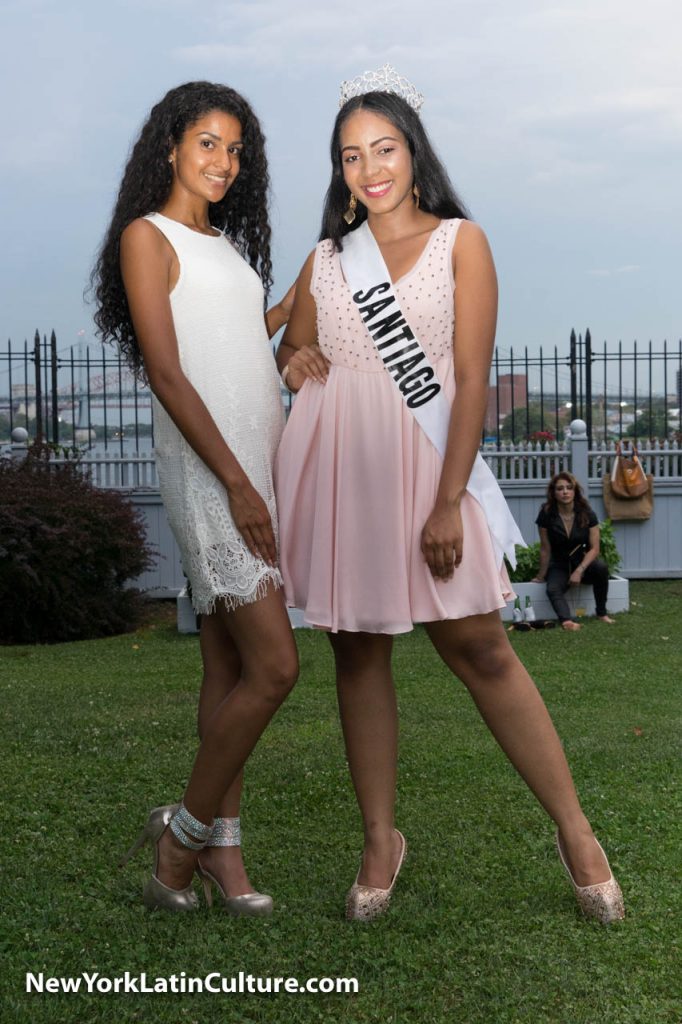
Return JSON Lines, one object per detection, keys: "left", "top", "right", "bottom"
{"left": 531, "top": 575, "right": 545, "bottom": 583}
{"left": 569, "top": 568, "right": 584, "bottom": 586}
{"left": 227, "top": 479, "right": 277, "bottom": 566}
{"left": 286, "top": 343, "right": 330, "bottom": 392}
{"left": 421, "top": 501, "right": 463, "bottom": 581}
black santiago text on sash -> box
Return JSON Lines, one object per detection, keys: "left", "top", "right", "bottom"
{"left": 352, "top": 283, "right": 441, "bottom": 409}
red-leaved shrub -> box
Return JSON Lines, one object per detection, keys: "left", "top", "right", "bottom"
{"left": 0, "top": 447, "right": 154, "bottom": 644}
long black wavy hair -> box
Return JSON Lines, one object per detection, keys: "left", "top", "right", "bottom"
{"left": 91, "top": 81, "right": 273, "bottom": 375}
{"left": 543, "top": 471, "right": 592, "bottom": 528}
{"left": 320, "top": 91, "right": 471, "bottom": 250}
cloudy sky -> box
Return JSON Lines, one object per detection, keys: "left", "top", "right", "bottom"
{"left": 1, "top": 0, "right": 680, "bottom": 365}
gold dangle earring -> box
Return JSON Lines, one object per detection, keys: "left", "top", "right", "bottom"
{"left": 343, "top": 193, "right": 358, "bottom": 225}
{"left": 413, "top": 184, "right": 421, "bottom": 209}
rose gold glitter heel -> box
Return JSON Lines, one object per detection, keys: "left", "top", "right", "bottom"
{"left": 346, "top": 830, "right": 406, "bottom": 922}
{"left": 195, "top": 817, "right": 273, "bottom": 916}
{"left": 556, "top": 831, "right": 625, "bottom": 924}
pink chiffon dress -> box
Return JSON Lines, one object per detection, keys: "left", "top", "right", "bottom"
{"left": 274, "top": 219, "right": 518, "bottom": 634}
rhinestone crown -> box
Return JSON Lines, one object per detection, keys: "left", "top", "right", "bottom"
{"left": 339, "top": 63, "right": 424, "bottom": 112}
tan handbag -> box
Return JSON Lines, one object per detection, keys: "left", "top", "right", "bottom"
{"left": 610, "top": 442, "right": 649, "bottom": 498}
{"left": 603, "top": 475, "right": 653, "bottom": 520}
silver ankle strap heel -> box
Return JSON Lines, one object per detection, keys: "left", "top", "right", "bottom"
{"left": 170, "top": 804, "right": 214, "bottom": 850}
{"left": 120, "top": 802, "right": 211, "bottom": 912}
{"left": 208, "top": 816, "right": 241, "bottom": 847}
{"left": 197, "top": 817, "right": 274, "bottom": 917}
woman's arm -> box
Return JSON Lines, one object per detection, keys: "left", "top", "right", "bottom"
{"left": 532, "top": 527, "right": 552, "bottom": 582}
{"left": 275, "top": 251, "right": 330, "bottom": 391}
{"left": 120, "top": 218, "right": 277, "bottom": 565}
{"left": 265, "top": 281, "right": 296, "bottom": 340}
{"left": 569, "top": 524, "right": 600, "bottom": 585}
{"left": 420, "top": 221, "right": 498, "bottom": 580}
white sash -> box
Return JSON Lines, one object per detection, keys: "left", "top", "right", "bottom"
{"left": 339, "top": 221, "right": 451, "bottom": 459}
{"left": 339, "top": 221, "right": 525, "bottom": 568}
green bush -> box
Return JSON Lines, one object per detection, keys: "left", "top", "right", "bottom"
{"left": 598, "top": 518, "right": 622, "bottom": 574}
{"left": 507, "top": 519, "right": 622, "bottom": 582}
{"left": 507, "top": 540, "right": 542, "bottom": 583}
{"left": 0, "top": 446, "right": 153, "bottom": 644}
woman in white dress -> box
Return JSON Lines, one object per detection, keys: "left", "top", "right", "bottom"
{"left": 92, "top": 81, "right": 298, "bottom": 913}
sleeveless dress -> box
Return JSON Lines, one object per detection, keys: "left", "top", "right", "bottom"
{"left": 145, "top": 213, "right": 284, "bottom": 614}
{"left": 274, "top": 219, "right": 521, "bottom": 634}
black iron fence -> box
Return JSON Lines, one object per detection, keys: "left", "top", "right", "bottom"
{"left": 1, "top": 328, "right": 681, "bottom": 449}
{"left": 0, "top": 330, "right": 153, "bottom": 454}
{"left": 488, "top": 329, "right": 681, "bottom": 444}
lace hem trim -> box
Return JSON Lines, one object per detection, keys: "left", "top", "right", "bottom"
{"left": 191, "top": 568, "right": 283, "bottom": 616}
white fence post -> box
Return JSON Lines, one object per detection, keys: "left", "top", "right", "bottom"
{"left": 10, "top": 427, "right": 29, "bottom": 463}
{"left": 569, "top": 419, "right": 589, "bottom": 489}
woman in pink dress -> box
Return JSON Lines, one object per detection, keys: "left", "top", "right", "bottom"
{"left": 275, "top": 71, "right": 624, "bottom": 925}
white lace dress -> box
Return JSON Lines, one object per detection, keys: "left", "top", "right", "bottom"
{"left": 145, "top": 213, "right": 284, "bottom": 614}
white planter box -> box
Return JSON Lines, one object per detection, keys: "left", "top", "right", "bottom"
{"left": 287, "top": 608, "right": 308, "bottom": 629}
{"left": 176, "top": 588, "right": 309, "bottom": 633}
{"left": 176, "top": 586, "right": 199, "bottom": 634}
{"left": 179, "top": 580, "right": 629, "bottom": 631}
{"left": 501, "top": 576, "right": 629, "bottom": 622}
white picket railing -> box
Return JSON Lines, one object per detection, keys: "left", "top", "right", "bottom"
{"left": 480, "top": 441, "right": 570, "bottom": 481}
{"left": 7, "top": 438, "right": 682, "bottom": 486}
{"left": 51, "top": 452, "right": 158, "bottom": 489}
{"left": 57, "top": 443, "right": 573, "bottom": 486}
{"left": 588, "top": 440, "right": 682, "bottom": 480}
{"left": 5, "top": 431, "right": 681, "bottom": 581}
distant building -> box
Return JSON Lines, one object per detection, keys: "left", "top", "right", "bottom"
{"left": 485, "top": 374, "right": 528, "bottom": 434}
{"left": 11, "top": 383, "right": 36, "bottom": 419}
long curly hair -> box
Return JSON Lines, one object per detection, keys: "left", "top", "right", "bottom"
{"left": 543, "top": 472, "right": 592, "bottom": 528}
{"left": 90, "top": 81, "right": 273, "bottom": 375}
{"left": 320, "top": 91, "right": 471, "bottom": 250}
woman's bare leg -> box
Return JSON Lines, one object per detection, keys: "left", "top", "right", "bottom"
{"left": 194, "top": 612, "right": 254, "bottom": 897}
{"left": 157, "top": 584, "right": 298, "bottom": 889}
{"left": 425, "top": 611, "right": 611, "bottom": 886}
{"left": 329, "top": 631, "right": 402, "bottom": 888}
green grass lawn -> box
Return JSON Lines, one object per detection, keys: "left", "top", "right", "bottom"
{"left": 1, "top": 581, "right": 680, "bottom": 1024}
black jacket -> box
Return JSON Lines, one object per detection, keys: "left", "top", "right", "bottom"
{"left": 535, "top": 505, "right": 598, "bottom": 569}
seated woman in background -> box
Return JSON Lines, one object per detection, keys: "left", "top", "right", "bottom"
{"left": 533, "top": 472, "right": 615, "bottom": 631}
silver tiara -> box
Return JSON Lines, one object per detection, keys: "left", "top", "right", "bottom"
{"left": 339, "top": 63, "right": 424, "bottom": 112}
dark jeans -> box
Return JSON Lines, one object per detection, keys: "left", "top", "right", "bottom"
{"left": 545, "top": 558, "right": 609, "bottom": 622}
